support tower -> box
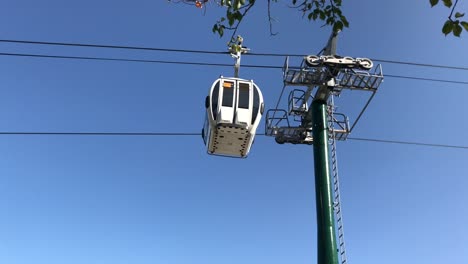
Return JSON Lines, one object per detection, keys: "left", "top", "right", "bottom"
{"left": 265, "top": 31, "right": 384, "bottom": 264}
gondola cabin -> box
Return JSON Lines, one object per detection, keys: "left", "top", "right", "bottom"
{"left": 202, "top": 77, "right": 264, "bottom": 158}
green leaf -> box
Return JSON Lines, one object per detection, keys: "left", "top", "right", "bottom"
{"left": 312, "top": 12, "right": 319, "bottom": 20}
{"left": 319, "top": 10, "right": 325, "bottom": 20}
{"left": 234, "top": 0, "right": 242, "bottom": 10}
{"left": 430, "top": 0, "right": 439, "bottom": 7}
{"left": 455, "top": 12, "right": 465, "bottom": 18}
{"left": 453, "top": 24, "right": 462, "bottom": 36}
{"left": 219, "top": 26, "right": 224, "bottom": 37}
{"left": 334, "top": 0, "right": 343, "bottom": 6}
{"left": 333, "top": 21, "right": 343, "bottom": 32}
{"left": 442, "top": 0, "right": 452, "bottom": 7}
{"left": 333, "top": 7, "right": 342, "bottom": 16}
{"left": 233, "top": 11, "right": 243, "bottom": 21}
{"left": 442, "top": 20, "right": 454, "bottom": 35}
{"left": 461, "top": 21, "right": 468, "bottom": 31}
{"left": 227, "top": 12, "right": 235, "bottom": 26}
{"left": 341, "top": 15, "right": 349, "bottom": 27}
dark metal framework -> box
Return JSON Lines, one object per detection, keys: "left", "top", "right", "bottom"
{"left": 265, "top": 56, "right": 384, "bottom": 144}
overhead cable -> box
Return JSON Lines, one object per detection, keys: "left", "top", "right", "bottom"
{"left": 0, "top": 132, "right": 199, "bottom": 136}
{"left": 0, "top": 39, "right": 467, "bottom": 71}
{"left": 0, "top": 39, "right": 227, "bottom": 55}
{"left": 0, "top": 131, "right": 466, "bottom": 150}
{"left": 347, "top": 137, "right": 468, "bottom": 150}
{"left": 1, "top": 52, "right": 467, "bottom": 85}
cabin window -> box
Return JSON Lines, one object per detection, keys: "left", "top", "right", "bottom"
{"left": 222, "top": 81, "right": 234, "bottom": 107}
{"left": 238, "top": 83, "right": 250, "bottom": 109}
{"left": 212, "top": 81, "right": 220, "bottom": 120}
{"left": 252, "top": 85, "right": 260, "bottom": 124}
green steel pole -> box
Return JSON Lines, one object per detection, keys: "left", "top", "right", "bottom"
{"left": 312, "top": 99, "right": 339, "bottom": 264}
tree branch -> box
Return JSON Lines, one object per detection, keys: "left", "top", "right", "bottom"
{"left": 268, "top": 0, "right": 278, "bottom": 36}
{"left": 448, "top": 0, "right": 460, "bottom": 20}
{"left": 227, "top": 2, "right": 256, "bottom": 42}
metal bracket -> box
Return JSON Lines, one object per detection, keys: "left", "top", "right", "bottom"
{"left": 229, "top": 35, "right": 250, "bottom": 78}
{"left": 267, "top": 56, "right": 383, "bottom": 145}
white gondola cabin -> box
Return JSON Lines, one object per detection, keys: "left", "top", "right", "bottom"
{"left": 202, "top": 77, "right": 264, "bottom": 158}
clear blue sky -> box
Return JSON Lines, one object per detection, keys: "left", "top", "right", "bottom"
{"left": 0, "top": 1, "right": 467, "bottom": 264}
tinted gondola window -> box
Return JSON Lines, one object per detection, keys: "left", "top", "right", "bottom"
{"left": 252, "top": 85, "right": 260, "bottom": 124}
{"left": 212, "top": 81, "right": 219, "bottom": 120}
{"left": 238, "top": 83, "right": 250, "bottom": 109}
{"left": 222, "top": 81, "right": 234, "bottom": 107}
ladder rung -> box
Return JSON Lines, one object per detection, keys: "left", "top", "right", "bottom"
{"left": 329, "top": 120, "right": 347, "bottom": 264}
